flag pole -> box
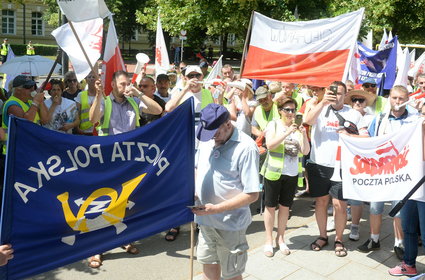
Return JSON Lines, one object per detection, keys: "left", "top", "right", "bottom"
{"left": 239, "top": 11, "right": 254, "bottom": 77}
{"left": 189, "top": 221, "right": 195, "bottom": 279}
{"left": 40, "top": 49, "right": 62, "bottom": 91}
{"left": 66, "top": 18, "right": 99, "bottom": 80}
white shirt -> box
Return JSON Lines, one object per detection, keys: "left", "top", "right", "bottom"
{"left": 310, "top": 105, "right": 362, "bottom": 167}
{"left": 43, "top": 98, "right": 78, "bottom": 133}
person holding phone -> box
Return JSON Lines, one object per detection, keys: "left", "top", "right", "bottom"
{"left": 262, "top": 97, "right": 310, "bottom": 257}
{"left": 304, "top": 81, "right": 362, "bottom": 257}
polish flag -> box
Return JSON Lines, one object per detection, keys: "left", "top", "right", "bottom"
{"left": 242, "top": 9, "right": 364, "bottom": 87}
{"left": 102, "top": 16, "right": 125, "bottom": 96}
{"left": 155, "top": 15, "right": 170, "bottom": 76}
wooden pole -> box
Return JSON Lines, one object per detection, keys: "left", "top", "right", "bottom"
{"left": 189, "top": 221, "right": 195, "bottom": 280}
{"left": 40, "top": 49, "right": 62, "bottom": 91}
{"left": 67, "top": 19, "right": 99, "bottom": 80}
{"left": 239, "top": 11, "right": 254, "bottom": 77}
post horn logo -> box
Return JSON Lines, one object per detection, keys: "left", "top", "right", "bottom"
{"left": 56, "top": 173, "right": 146, "bottom": 246}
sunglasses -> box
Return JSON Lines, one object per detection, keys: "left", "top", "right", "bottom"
{"left": 351, "top": 97, "right": 366, "bottom": 103}
{"left": 279, "top": 107, "right": 295, "bottom": 113}
{"left": 363, "top": 84, "right": 376, "bottom": 89}
{"left": 187, "top": 73, "right": 202, "bottom": 79}
{"left": 418, "top": 82, "right": 425, "bottom": 85}
{"left": 66, "top": 79, "right": 78, "bottom": 83}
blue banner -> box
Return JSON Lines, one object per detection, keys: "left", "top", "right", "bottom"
{"left": 357, "top": 36, "right": 398, "bottom": 90}
{"left": 0, "top": 99, "right": 195, "bottom": 279}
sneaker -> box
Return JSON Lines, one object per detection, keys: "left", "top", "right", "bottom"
{"left": 326, "top": 218, "right": 335, "bottom": 232}
{"left": 388, "top": 262, "right": 417, "bottom": 276}
{"left": 394, "top": 246, "right": 405, "bottom": 261}
{"left": 327, "top": 205, "right": 334, "bottom": 215}
{"left": 349, "top": 225, "right": 360, "bottom": 241}
{"left": 357, "top": 238, "right": 380, "bottom": 252}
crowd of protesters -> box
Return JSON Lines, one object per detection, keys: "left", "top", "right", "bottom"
{"left": 0, "top": 58, "right": 424, "bottom": 280}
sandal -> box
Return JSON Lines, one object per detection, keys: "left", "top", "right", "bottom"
{"left": 165, "top": 227, "right": 180, "bottom": 242}
{"left": 310, "top": 236, "right": 328, "bottom": 251}
{"left": 334, "top": 240, "right": 348, "bottom": 257}
{"left": 275, "top": 238, "right": 290, "bottom": 255}
{"left": 121, "top": 244, "right": 140, "bottom": 255}
{"left": 88, "top": 254, "right": 102, "bottom": 268}
{"left": 263, "top": 244, "right": 274, "bottom": 257}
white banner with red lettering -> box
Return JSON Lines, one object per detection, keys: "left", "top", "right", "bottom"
{"left": 340, "top": 119, "right": 424, "bottom": 202}
{"left": 242, "top": 8, "right": 364, "bottom": 87}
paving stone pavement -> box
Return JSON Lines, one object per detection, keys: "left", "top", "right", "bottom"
{"left": 27, "top": 197, "right": 425, "bottom": 280}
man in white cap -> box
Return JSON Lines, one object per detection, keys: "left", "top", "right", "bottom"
{"left": 193, "top": 103, "right": 260, "bottom": 280}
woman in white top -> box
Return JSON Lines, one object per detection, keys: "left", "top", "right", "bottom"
{"left": 263, "top": 97, "right": 310, "bottom": 257}
{"left": 43, "top": 79, "right": 79, "bottom": 133}
{"left": 227, "top": 80, "right": 257, "bottom": 135}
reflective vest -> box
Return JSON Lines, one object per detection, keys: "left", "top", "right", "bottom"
{"left": 78, "top": 91, "right": 93, "bottom": 130}
{"left": 374, "top": 96, "right": 387, "bottom": 114}
{"left": 253, "top": 103, "right": 279, "bottom": 131}
{"left": 1, "top": 43, "right": 8, "bottom": 56}
{"left": 97, "top": 96, "right": 140, "bottom": 136}
{"left": 2, "top": 96, "right": 40, "bottom": 154}
{"left": 292, "top": 92, "right": 304, "bottom": 111}
{"left": 26, "top": 44, "right": 35, "bottom": 55}
{"left": 260, "top": 120, "right": 303, "bottom": 181}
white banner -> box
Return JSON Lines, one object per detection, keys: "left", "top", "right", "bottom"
{"left": 155, "top": 15, "right": 170, "bottom": 76}
{"left": 57, "top": 0, "right": 111, "bottom": 22}
{"left": 340, "top": 119, "right": 424, "bottom": 202}
{"left": 52, "top": 18, "right": 103, "bottom": 82}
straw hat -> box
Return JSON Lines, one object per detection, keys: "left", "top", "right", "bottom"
{"left": 344, "top": 89, "right": 377, "bottom": 107}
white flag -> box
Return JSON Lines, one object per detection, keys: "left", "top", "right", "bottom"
{"left": 394, "top": 48, "right": 411, "bottom": 87}
{"left": 52, "top": 18, "right": 103, "bottom": 82}
{"left": 204, "top": 55, "right": 223, "bottom": 85}
{"left": 155, "top": 15, "right": 170, "bottom": 76}
{"left": 408, "top": 51, "right": 425, "bottom": 78}
{"left": 57, "top": 0, "right": 111, "bottom": 22}
{"left": 340, "top": 120, "right": 424, "bottom": 202}
{"left": 378, "top": 28, "right": 388, "bottom": 50}
{"left": 361, "top": 30, "right": 373, "bottom": 50}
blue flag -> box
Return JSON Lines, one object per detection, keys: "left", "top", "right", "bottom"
{"left": 357, "top": 36, "right": 398, "bottom": 90}
{"left": 0, "top": 99, "right": 195, "bottom": 279}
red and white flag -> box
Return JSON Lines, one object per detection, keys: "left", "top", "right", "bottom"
{"left": 52, "top": 18, "right": 103, "bottom": 82}
{"left": 155, "top": 15, "right": 170, "bottom": 76}
{"left": 242, "top": 9, "right": 364, "bottom": 87}
{"left": 57, "top": 0, "right": 111, "bottom": 22}
{"left": 204, "top": 55, "right": 223, "bottom": 86}
{"left": 408, "top": 51, "right": 425, "bottom": 78}
{"left": 102, "top": 16, "right": 125, "bottom": 96}
{"left": 340, "top": 120, "right": 424, "bottom": 202}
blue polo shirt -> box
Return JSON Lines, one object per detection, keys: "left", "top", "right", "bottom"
{"left": 195, "top": 128, "right": 260, "bottom": 231}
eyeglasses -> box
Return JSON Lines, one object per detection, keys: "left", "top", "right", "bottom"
{"left": 279, "top": 107, "right": 295, "bottom": 113}
{"left": 138, "top": 84, "right": 150, "bottom": 88}
{"left": 187, "top": 73, "right": 202, "bottom": 79}
{"left": 21, "top": 84, "right": 35, "bottom": 89}
{"left": 66, "top": 79, "right": 78, "bottom": 83}
{"left": 351, "top": 97, "right": 366, "bottom": 103}
{"left": 363, "top": 84, "right": 376, "bottom": 89}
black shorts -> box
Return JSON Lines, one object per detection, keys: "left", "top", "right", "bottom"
{"left": 306, "top": 162, "right": 346, "bottom": 201}
{"left": 264, "top": 175, "right": 298, "bottom": 207}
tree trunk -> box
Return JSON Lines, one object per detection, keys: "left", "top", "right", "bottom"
{"left": 221, "top": 33, "right": 228, "bottom": 58}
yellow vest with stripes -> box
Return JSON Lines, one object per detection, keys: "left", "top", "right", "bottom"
{"left": 78, "top": 91, "right": 93, "bottom": 130}
{"left": 2, "top": 96, "right": 40, "bottom": 154}
{"left": 97, "top": 96, "right": 140, "bottom": 136}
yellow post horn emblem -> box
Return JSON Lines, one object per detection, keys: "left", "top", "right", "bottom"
{"left": 57, "top": 173, "right": 146, "bottom": 235}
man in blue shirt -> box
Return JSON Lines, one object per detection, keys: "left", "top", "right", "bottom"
{"left": 193, "top": 104, "right": 260, "bottom": 280}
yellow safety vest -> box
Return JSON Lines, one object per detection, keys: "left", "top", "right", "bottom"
{"left": 78, "top": 91, "right": 93, "bottom": 130}
{"left": 1, "top": 43, "right": 8, "bottom": 56}
{"left": 26, "top": 45, "right": 35, "bottom": 55}
{"left": 253, "top": 103, "right": 279, "bottom": 131}
{"left": 97, "top": 96, "right": 140, "bottom": 136}
{"left": 2, "top": 96, "right": 40, "bottom": 154}
{"left": 374, "top": 96, "right": 387, "bottom": 114}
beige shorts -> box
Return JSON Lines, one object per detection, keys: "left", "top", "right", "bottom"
{"left": 197, "top": 225, "right": 249, "bottom": 279}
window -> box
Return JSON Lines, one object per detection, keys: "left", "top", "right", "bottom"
{"left": 2, "top": 9, "right": 15, "bottom": 35}
{"left": 228, "top": 34, "right": 236, "bottom": 46}
{"left": 31, "top": 12, "right": 43, "bottom": 36}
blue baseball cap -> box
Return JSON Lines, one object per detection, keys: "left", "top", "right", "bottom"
{"left": 196, "top": 104, "right": 230, "bottom": 141}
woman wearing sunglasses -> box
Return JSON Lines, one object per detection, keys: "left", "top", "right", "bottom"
{"left": 262, "top": 97, "right": 310, "bottom": 257}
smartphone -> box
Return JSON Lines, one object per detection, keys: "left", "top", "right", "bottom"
{"left": 330, "top": 85, "right": 338, "bottom": 95}
{"left": 187, "top": 205, "right": 205, "bottom": 210}
{"left": 295, "top": 114, "right": 303, "bottom": 126}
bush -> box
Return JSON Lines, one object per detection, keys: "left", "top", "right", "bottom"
{"left": 10, "top": 44, "right": 59, "bottom": 56}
